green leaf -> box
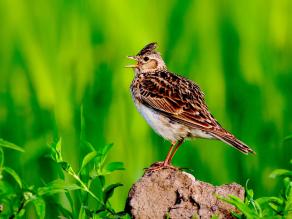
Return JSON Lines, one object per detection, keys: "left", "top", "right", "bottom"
{"left": 33, "top": 198, "right": 46, "bottom": 219}
{"left": 101, "top": 143, "right": 113, "bottom": 157}
{"left": 17, "top": 208, "right": 26, "bottom": 217}
{"left": 283, "top": 177, "right": 292, "bottom": 200}
{"left": 246, "top": 188, "right": 254, "bottom": 202}
{"left": 245, "top": 179, "right": 254, "bottom": 200}
{"left": 219, "top": 195, "right": 258, "bottom": 218}
{"left": 50, "top": 138, "right": 63, "bottom": 162}
{"left": 99, "top": 175, "right": 105, "bottom": 187}
{"left": 270, "top": 169, "right": 292, "bottom": 178}
{"left": 97, "top": 143, "right": 114, "bottom": 168}
{"left": 268, "top": 202, "right": 281, "bottom": 213}
{"left": 82, "top": 140, "right": 95, "bottom": 152}
{"left": 256, "top": 197, "right": 283, "bottom": 206}
{"left": 55, "top": 138, "right": 62, "bottom": 152}
{"left": 78, "top": 205, "right": 87, "bottom": 219}
{"left": 3, "top": 167, "right": 22, "bottom": 188}
{"left": 103, "top": 183, "right": 123, "bottom": 203}
{"left": 101, "top": 162, "right": 125, "bottom": 175}
{"left": 37, "top": 179, "right": 83, "bottom": 196}
{"left": 65, "top": 191, "right": 75, "bottom": 215}
{"left": 0, "top": 139, "right": 24, "bottom": 152}
{"left": 79, "top": 151, "right": 98, "bottom": 173}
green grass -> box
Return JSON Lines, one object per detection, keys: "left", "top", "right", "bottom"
{"left": 0, "top": 0, "right": 292, "bottom": 217}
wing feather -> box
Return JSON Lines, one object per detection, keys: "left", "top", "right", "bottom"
{"left": 135, "top": 71, "right": 219, "bottom": 131}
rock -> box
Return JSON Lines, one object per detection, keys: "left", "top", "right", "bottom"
{"left": 126, "top": 166, "right": 244, "bottom": 219}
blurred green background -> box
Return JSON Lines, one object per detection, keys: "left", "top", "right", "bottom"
{"left": 0, "top": 0, "right": 292, "bottom": 215}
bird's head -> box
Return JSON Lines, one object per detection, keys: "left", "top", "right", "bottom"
{"left": 126, "top": 42, "right": 166, "bottom": 73}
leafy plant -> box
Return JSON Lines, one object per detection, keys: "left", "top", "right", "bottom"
{"left": 0, "top": 138, "right": 129, "bottom": 218}
{"left": 220, "top": 160, "right": 292, "bottom": 218}
{"left": 50, "top": 138, "right": 128, "bottom": 218}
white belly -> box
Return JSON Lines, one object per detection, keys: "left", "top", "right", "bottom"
{"left": 135, "top": 102, "right": 213, "bottom": 141}
{"left": 136, "top": 103, "right": 189, "bottom": 141}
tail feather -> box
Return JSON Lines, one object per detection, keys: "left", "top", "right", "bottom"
{"left": 210, "top": 131, "right": 255, "bottom": 155}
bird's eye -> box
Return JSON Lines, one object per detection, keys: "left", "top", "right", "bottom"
{"left": 143, "top": 56, "right": 149, "bottom": 62}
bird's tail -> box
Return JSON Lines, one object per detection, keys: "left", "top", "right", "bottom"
{"left": 210, "top": 130, "right": 255, "bottom": 155}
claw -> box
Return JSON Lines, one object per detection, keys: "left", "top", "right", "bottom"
{"left": 144, "top": 161, "right": 179, "bottom": 173}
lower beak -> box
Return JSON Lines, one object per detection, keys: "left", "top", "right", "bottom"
{"left": 125, "top": 56, "right": 139, "bottom": 68}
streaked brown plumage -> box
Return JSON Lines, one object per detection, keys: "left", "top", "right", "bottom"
{"left": 127, "top": 42, "right": 254, "bottom": 169}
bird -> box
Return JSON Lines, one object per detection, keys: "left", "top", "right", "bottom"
{"left": 126, "top": 42, "right": 255, "bottom": 170}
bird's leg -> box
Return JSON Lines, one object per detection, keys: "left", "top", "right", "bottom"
{"left": 146, "top": 140, "right": 184, "bottom": 172}
{"left": 162, "top": 141, "right": 176, "bottom": 166}
{"left": 145, "top": 141, "right": 177, "bottom": 172}
{"left": 166, "top": 139, "right": 184, "bottom": 165}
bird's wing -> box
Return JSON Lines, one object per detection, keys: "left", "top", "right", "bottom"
{"left": 136, "top": 71, "right": 220, "bottom": 131}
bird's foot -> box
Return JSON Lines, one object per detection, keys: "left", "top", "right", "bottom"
{"left": 144, "top": 161, "right": 178, "bottom": 173}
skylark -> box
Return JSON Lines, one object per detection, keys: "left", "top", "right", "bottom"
{"left": 127, "top": 42, "right": 254, "bottom": 170}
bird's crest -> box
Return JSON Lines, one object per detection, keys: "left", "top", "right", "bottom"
{"left": 137, "top": 42, "right": 158, "bottom": 56}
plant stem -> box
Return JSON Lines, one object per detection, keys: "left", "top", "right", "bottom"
{"left": 72, "top": 173, "right": 104, "bottom": 206}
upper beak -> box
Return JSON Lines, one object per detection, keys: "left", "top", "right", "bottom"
{"left": 125, "top": 56, "right": 139, "bottom": 68}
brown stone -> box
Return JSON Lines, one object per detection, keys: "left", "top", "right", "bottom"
{"left": 126, "top": 167, "right": 244, "bottom": 219}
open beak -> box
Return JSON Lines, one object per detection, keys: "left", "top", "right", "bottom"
{"left": 125, "top": 56, "right": 139, "bottom": 68}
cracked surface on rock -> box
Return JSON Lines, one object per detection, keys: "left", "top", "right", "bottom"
{"left": 126, "top": 167, "right": 244, "bottom": 219}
